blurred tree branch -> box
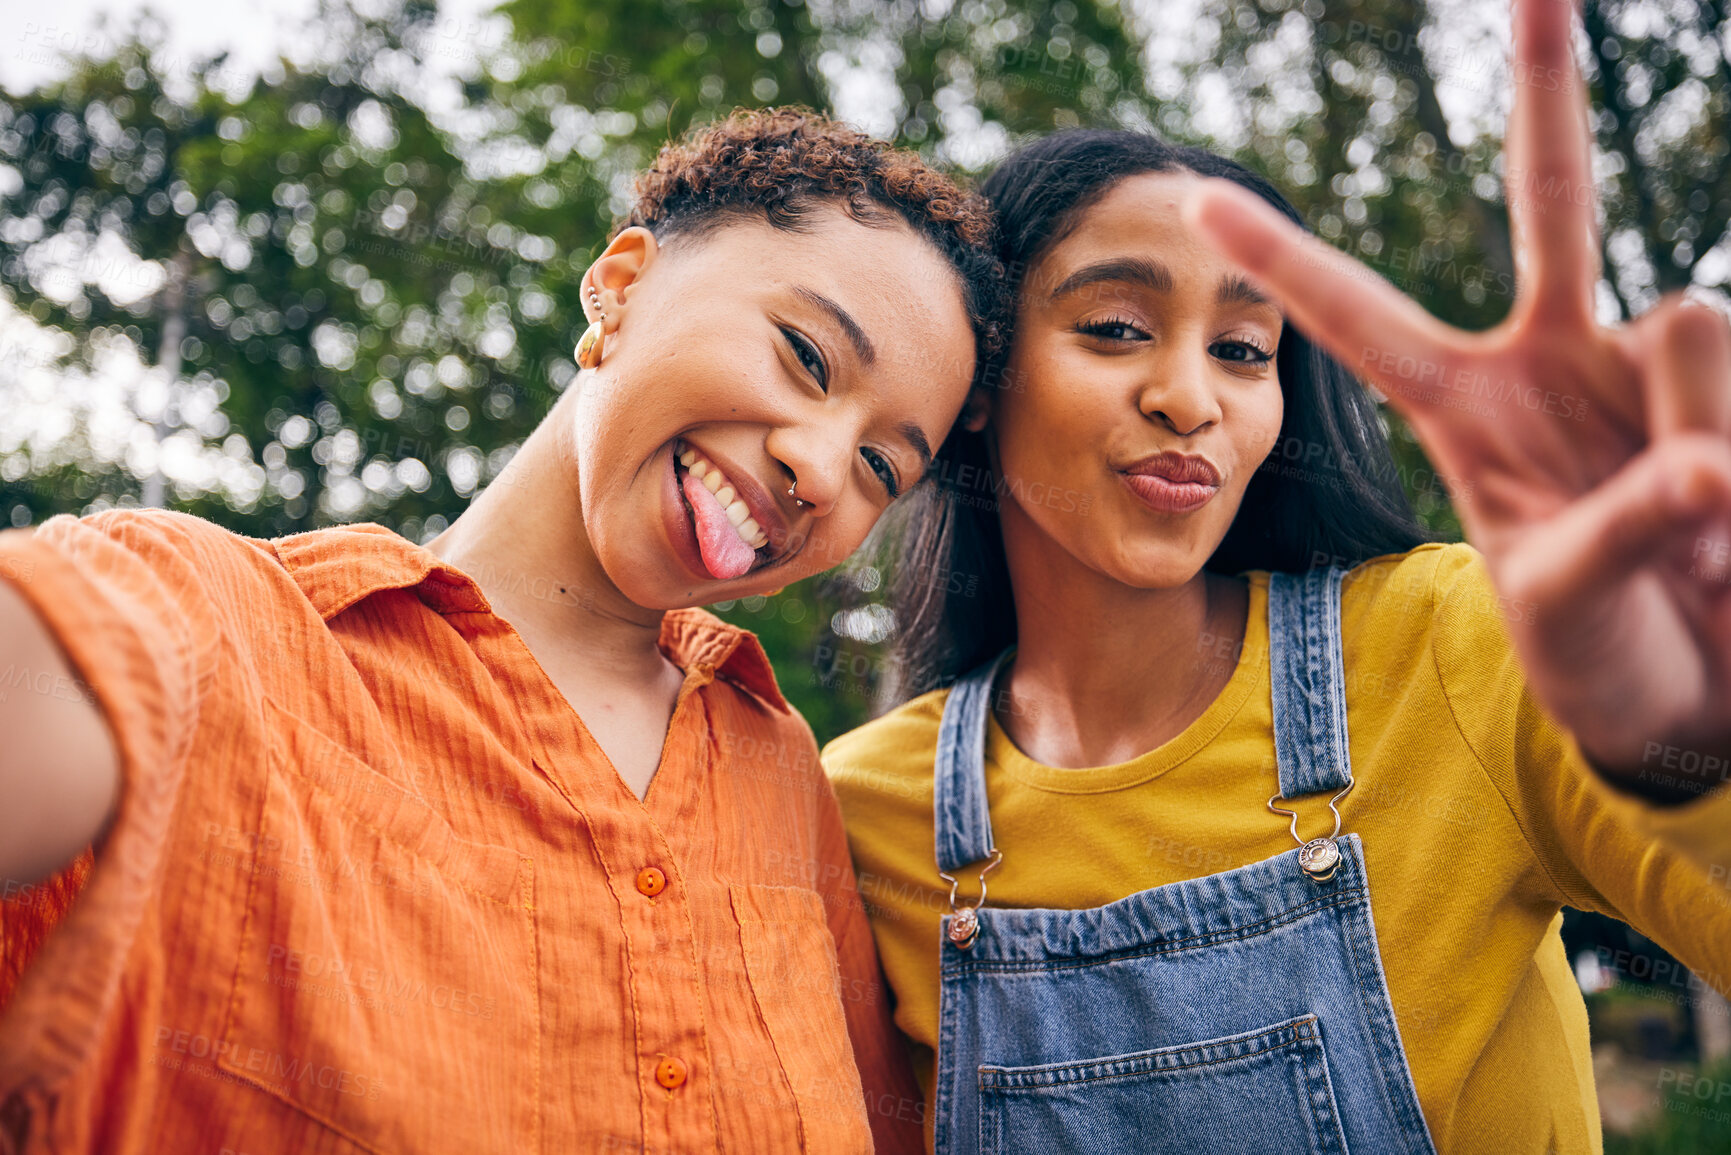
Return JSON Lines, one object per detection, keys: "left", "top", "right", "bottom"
{"left": 1, "top": 0, "right": 1727, "bottom": 737}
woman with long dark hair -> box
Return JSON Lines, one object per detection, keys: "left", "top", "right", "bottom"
{"left": 823, "top": 0, "right": 1731, "bottom": 1150}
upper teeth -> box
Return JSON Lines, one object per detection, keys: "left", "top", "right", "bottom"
{"left": 677, "top": 443, "right": 768, "bottom": 549}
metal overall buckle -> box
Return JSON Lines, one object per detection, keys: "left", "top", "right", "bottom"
{"left": 937, "top": 848, "right": 1003, "bottom": 950}
{"left": 1267, "top": 778, "right": 1354, "bottom": 883}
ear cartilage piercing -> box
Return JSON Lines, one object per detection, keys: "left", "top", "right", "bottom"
{"left": 575, "top": 285, "right": 607, "bottom": 369}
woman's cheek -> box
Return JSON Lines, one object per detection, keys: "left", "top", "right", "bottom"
{"left": 993, "top": 395, "right": 1052, "bottom": 479}
{"left": 1235, "top": 387, "right": 1285, "bottom": 473}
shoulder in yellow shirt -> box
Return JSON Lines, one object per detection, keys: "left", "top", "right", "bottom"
{"left": 823, "top": 542, "right": 1731, "bottom": 1155}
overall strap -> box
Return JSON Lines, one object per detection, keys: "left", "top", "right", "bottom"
{"left": 933, "top": 649, "right": 1014, "bottom": 873}
{"left": 1267, "top": 568, "right": 1354, "bottom": 798}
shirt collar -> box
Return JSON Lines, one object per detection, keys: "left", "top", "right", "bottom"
{"left": 272, "top": 523, "right": 487, "bottom": 619}
{"left": 272, "top": 523, "right": 790, "bottom": 713}
{"left": 657, "top": 609, "right": 792, "bottom": 714}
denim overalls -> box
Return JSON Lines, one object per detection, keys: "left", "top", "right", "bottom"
{"left": 931, "top": 569, "right": 1438, "bottom": 1154}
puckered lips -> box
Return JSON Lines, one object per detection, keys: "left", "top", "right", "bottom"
{"left": 665, "top": 438, "right": 789, "bottom": 581}
{"left": 1119, "top": 451, "right": 1223, "bottom": 515}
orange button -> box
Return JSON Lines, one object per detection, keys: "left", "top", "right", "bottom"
{"left": 655, "top": 1056, "right": 688, "bottom": 1089}
{"left": 635, "top": 867, "right": 667, "bottom": 898}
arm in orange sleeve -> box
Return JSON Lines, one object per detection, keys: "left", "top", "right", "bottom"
{"left": 0, "top": 572, "right": 115, "bottom": 1021}
{"left": 0, "top": 510, "right": 231, "bottom": 1091}
{"left": 0, "top": 577, "right": 120, "bottom": 886}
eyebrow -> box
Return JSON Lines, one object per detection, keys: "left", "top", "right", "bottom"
{"left": 1048, "top": 258, "right": 1281, "bottom": 316}
{"left": 793, "top": 286, "right": 876, "bottom": 366}
{"left": 898, "top": 421, "right": 933, "bottom": 472}
{"left": 1047, "top": 257, "right": 1173, "bottom": 301}
{"left": 1218, "top": 274, "right": 1276, "bottom": 310}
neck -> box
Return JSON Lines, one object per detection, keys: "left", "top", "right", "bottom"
{"left": 425, "top": 397, "right": 672, "bottom": 682}
{"left": 996, "top": 511, "right": 1248, "bottom": 770}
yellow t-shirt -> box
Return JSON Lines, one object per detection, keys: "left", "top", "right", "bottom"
{"left": 822, "top": 542, "right": 1731, "bottom": 1155}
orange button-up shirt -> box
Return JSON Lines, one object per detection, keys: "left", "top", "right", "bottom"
{"left": 0, "top": 510, "right": 925, "bottom": 1153}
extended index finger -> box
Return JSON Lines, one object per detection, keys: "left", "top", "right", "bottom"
{"left": 1182, "top": 180, "right": 1468, "bottom": 422}
{"left": 1505, "top": 0, "right": 1599, "bottom": 325}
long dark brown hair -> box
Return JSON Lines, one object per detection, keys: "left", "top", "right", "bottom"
{"left": 864, "top": 129, "right": 1430, "bottom": 705}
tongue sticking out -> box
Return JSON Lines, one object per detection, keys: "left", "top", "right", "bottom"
{"left": 681, "top": 471, "right": 757, "bottom": 581}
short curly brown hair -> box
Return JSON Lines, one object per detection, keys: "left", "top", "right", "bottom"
{"left": 619, "top": 106, "right": 1008, "bottom": 367}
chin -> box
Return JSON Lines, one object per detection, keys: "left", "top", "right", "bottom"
{"left": 606, "top": 554, "right": 777, "bottom": 612}
{"left": 1131, "top": 565, "right": 1204, "bottom": 591}
{"left": 586, "top": 542, "right": 688, "bottom": 611}
{"left": 1103, "top": 545, "right": 1208, "bottom": 591}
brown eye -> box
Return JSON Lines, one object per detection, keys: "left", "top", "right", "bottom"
{"left": 1211, "top": 339, "right": 1273, "bottom": 365}
{"left": 782, "top": 326, "right": 828, "bottom": 390}
{"left": 862, "top": 448, "right": 900, "bottom": 498}
{"left": 1077, "top": 317, "right": 1149, "bottom": 342}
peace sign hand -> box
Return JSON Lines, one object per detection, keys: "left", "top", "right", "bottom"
{"left": 1185, "top": 0, "right": 1731, "bottom": 800}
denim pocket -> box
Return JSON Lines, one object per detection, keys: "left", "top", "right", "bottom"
{"left": 976, "top": 1013, "right": 1348, "bottom": 1155}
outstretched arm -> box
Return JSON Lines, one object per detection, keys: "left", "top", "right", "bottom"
{"left": 0, "top": 577, "right": 119, "bottom": 884}
{"left": 1185, "top": 0, "right": 1731, "bottom": 802}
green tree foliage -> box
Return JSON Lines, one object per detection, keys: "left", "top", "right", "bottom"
{"left": 1601, "top": 1055, "right": 1731, "bottom": 1152}
{"left": 1, "top": 1, "right": 568, "bottom": 538}
{"left": 2, "top": 0, "right": 1727, "bottom": 738}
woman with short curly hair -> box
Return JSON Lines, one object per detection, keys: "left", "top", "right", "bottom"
{"left": 0, "top": 106, "right": 1005, "bottom": 1153}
